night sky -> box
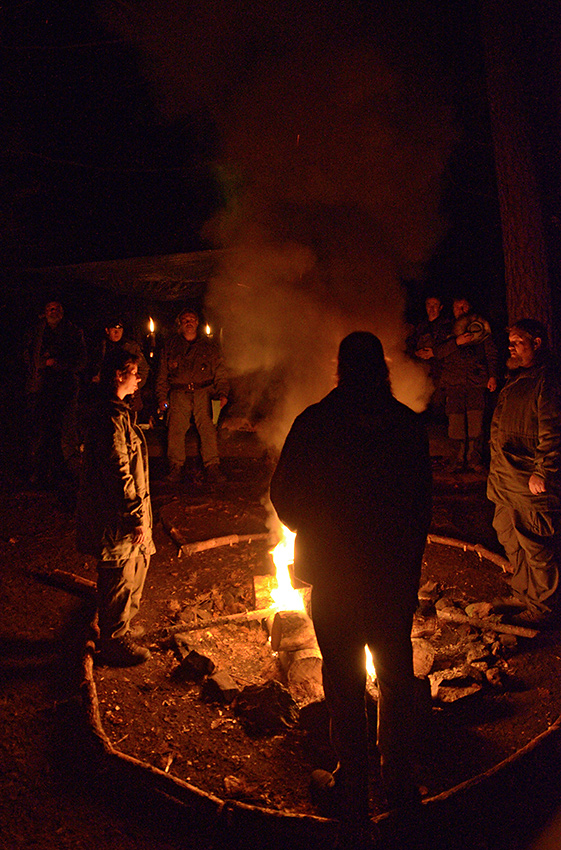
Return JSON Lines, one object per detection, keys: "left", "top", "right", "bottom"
{"left": 2, "top": 0, "right": 505, "bottom": 318}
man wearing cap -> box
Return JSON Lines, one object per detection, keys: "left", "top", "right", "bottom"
{"left": 89, "top": 316, "right": 149, "bottom": 412}
{"left": 488, "top": 319, "right": 561, "bottom": 627}
{"left": 436, "top": 297, "right": 498, "bottom": 472}
{"left": 156, "top": 308, "right": 229, "bottom": 484}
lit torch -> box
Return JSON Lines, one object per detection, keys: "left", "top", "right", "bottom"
{"left": 147, "top": 317, "right": 156, "bottom": 358}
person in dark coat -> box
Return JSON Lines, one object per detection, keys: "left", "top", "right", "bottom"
{"left": 87, "top": 315, "right": 149, "bottom": 412}
{"left": 77, "top": 348, "right": 155, "bottom": 666}
{"left": 24, "top": 299, "right": 87, "bottom": 484}
{"left": 270, "top": 332, "right": 432, "bottom": 836}
{"left": 487, "top": 319, "right": 561, "bottom": 627}
{"left": 436, "top": 297, "right": 498, "bottom": 472}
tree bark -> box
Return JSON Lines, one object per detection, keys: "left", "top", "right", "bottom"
{"left": 481, "top": 0, "right": 554, "bottom": 340}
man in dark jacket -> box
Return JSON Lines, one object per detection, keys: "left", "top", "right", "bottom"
{"left": 77, "top": 349, "right": 155, "bottom": 666}
{"left": 487, "top": 319, "right": 561, "bottom": 627}
{"left": 24, "top": 299, "right": 87, "bottom": 484}
{"left": 270, "top": 332, "right": 432, "bottom": 834}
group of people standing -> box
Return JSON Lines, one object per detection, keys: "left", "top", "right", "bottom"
{"left": 407, "top": 293, "right": 498, "bottom": 472}
{"left": 23, "top": 298, "right": 229, "bottom": 667}
{"left": 21, "top": 293, "right": 561, "bottom": 843}
{"left": 273, "top": 317, "right": 561, "bottom": 846}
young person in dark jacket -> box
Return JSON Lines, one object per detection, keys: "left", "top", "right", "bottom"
{"left": 77, "top": 348, "right": 155, "bottom": 666}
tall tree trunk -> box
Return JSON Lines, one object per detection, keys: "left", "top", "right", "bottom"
{"left": 481, "top": 0, "right": 554, "bottom": 343}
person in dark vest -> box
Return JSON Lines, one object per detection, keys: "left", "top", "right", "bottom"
{"left": 270, "top": 332, "right": 432, "bottom": 844}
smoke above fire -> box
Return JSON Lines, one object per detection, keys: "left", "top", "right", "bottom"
{"left": 102, "top": 0, "right": 459, "bottom": 449}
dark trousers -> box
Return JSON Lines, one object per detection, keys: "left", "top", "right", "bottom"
{"left": 311, "top": 582, "right": 419, "bottom": 814}
{"left": 97, "top": 549, "right": 150, "bottom": 641}
{"left": 493, "top": 502, "right": 560, "bottom": 616}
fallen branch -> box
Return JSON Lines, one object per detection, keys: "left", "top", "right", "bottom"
{"left": 161, "top": 515, "right": 272, "bottom": 557}
{"left": 437, "top": 607, "right": 538, "bottom": 639}
{"left": 34, "top": 568, "right": 96, "bottom": 596}
{"left": 427, "top": 535, "right": 511, "bottom": 573}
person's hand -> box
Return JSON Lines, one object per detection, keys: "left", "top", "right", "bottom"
{"left": 456, "top": 332, "right": 474, "bottom": 346}
{"left": 132, "top": 525, "right": 146, "bottom": 544}
{"left": 416, "top": 347, "right": 434, "bottom": 360}
{"left": 529, "top": 473, "right": 546, "bottom": 495}
{"left": 487, "top": 377, "right": 497, "bottom": 392}
{"left": 157, "top": 401, "right": 168, "bottom": 415}
{"left": 219, "top": 395, "right": 228, "bottom": 408}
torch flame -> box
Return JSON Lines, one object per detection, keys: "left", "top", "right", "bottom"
{"left": 270, "top": 524, "right": 305, "bottom": 611}
{"left": 148, "top": 317, "right": 155, "bottom": 333}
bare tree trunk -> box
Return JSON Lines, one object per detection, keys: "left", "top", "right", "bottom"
{"left": 481, "top": 0, "right": 554, "bottom": 342}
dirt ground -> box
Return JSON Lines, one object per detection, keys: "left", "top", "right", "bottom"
{"left": 2, "top": 426, "right": 561, "bottom": 849}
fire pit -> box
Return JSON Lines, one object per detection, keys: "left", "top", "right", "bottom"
{"left": 80, "top": 516, "right": 561, "bottom": 849}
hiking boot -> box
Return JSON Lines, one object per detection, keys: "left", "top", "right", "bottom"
{"left": 491, "top": 595, "right": 526, "bottom": 613}
{"left": 166, "top": 463, "right": 183, "bottom": 483}
{"left": 98, "top": 632, "right": 151, "bottom": 667}
{"left": 507, "top": 608, "right": 554, "bottom": 629}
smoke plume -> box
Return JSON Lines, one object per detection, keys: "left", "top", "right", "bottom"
{"left": 103, "top": 0, "right": 458, "bottom": 449}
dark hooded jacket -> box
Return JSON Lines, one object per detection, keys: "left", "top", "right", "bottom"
{"left": 487, "top": 358, "right": 561, "bottom": 511}
{"left": 270, "top": 385, "right": 432, "bottom": 610}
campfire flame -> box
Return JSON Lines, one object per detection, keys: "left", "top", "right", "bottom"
{"left": 271, "top": 521, "right": 376, "bottom": 680}
{"left": 270, "top": 525, "right": 305, "bottom": 612}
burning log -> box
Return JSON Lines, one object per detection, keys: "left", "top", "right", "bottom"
{"left": 269, "top": 610, "right": 318, "bottom": 653}
{"left": 278, "top": 646, "right": 323, "bottom": 685}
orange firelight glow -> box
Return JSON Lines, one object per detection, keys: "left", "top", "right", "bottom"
{"left": 270, "top": 522, "right": 376, "bottom": 680}
{"left": 148, "top": 317, "right": 155, "bottom": 333}
{"left": 270, "top": 524, "right": 305, "bottom": 612}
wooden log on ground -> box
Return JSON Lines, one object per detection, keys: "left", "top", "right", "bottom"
{"left": 278, "top": 646, "right": 323, "bottom": 685}
{"left": 180, "top": 533, "right": 271, "bottom": 556}
{"left": 270, "top": 610, "right": 318, "bottom": 652}
{"left": 34, "top": 568, "right": 96, "bottom": 595}
{"left": 426, "top": 534, "right": 511, "bottom": 573}
{"left": 161, "top": 514, "right": 272, "bottom": 557}
{"left": 437, "top": 607, "right": 538, "bottom": 638}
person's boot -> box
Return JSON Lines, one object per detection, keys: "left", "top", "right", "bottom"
{"left": 98, "top": 632, "right": 151, "bottom": 667}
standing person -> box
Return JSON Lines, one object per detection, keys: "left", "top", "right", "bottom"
{"left": 406, "top": 294, "right": 451, "bottom": 413}
{"left": 89, "top": 315, "right": 149, "bottom": 412}
{"left": 24, "top": 299, "right": 87, "bottom": 485}
{"left": 77, "top": 348, "right": 154, "bottom": 666}
{"left": 488, "top": 320, "right": 561, "bottom": 628}
{"left": 436, "top": 296, "right": 498, "bottom": 472}
{"left": 270, "top": 332, "right": 432, "bottom": 841}
{"left": 156, "top": 308, "right": 229, "bottom": 484}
